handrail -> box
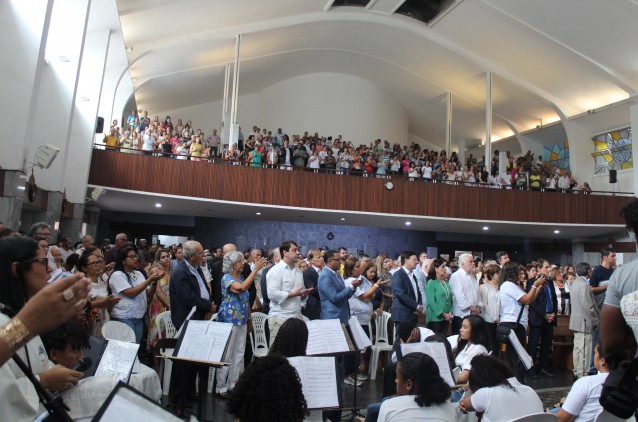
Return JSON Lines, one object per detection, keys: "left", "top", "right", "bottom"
{"left": 92, "top": 144, "right": 635, "bottom": 197}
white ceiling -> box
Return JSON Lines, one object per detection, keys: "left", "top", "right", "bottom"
{"left": 116, "top": 0, "right": 638, "bottom": 147}
{"left": 89, "top": 185, "right": 627, "bottom": 241}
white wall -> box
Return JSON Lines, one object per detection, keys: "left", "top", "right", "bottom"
{"left": 258, "top": 73, "right": 408, "bottom": 145}
{"left": 155, "top": 73, "right": 409, "bottom": 145}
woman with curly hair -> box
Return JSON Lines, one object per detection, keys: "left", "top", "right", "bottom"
{"left": 268, "top": 317, "right": 308, "bottom": 358}
{"left": 227, "top": 355, "right": 307, "bottom": 422}
{"left": 459, "top": 355, "right": 543, "bottom": 421}
{"left": 377, "top": 352, "right": 454, "bottom": 421}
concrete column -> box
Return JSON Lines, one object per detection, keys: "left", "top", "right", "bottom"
{"left": 458, "top": 139, "right": 466, "bottom": 168}
{"left": 484, "top": 71, "right": 492, "bottom": 168}
{"left": 0, "top": 171, "right": 28, "bottom": 230}
{"left": 499, "top": 151, "right": 507, "bottom": 177}
{"left": 630, "top": 103, "right": 638, "bottom": 194}
{"left": 59, "top": 203, "right": 85, "bottom": 242}
{"left": 20, "top": 191, "right": 64, "bottom": 242}
{"left": 446, "top": 92, "right": 452, "bottom": 155}
{"left": 84, "top": 207, "right": 100, "bottom": 240}
{"left": 571, "top": 240, "right": 585, "bottom": 266}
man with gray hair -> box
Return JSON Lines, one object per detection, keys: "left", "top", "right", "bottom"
{"left": 105, "top": 233, "right": 128, "bottom": 264}
{"left": 29, "top": 222, "right": 52, "bottom": 241}
{"left": 75, "top": 235, "right": 94, "bottom": 255}
{"left": 449, "top": 253, "right": 482, "bottom": 334}
{"left": 169, "top": 240, "right": 216, "bottom": 409}
{"left": 570, "top": 262, "right": 599, "bottom": 379}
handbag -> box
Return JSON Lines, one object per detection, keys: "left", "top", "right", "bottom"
{"left": 600, "top": 357, "right": 638, "bottom": 419}
{"left": 496, "top": 296, "right": 525, "bottom": 344}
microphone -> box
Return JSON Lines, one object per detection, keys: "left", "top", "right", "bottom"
{"left": 72, "top": 357, "right": 92, "bottom": 372}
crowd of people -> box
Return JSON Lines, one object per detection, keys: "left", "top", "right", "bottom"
{"left": 1, "top": 195, "right": 637, "bottom": 420}
{"left": 100, "top": 111, "right": 594, "bottom": 192}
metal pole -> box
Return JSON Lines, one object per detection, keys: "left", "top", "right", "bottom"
{"left": 485, "top": 71, "right": 492, "bottom": 169}
{"left": 229, "top": 34, "right": 241, "bottom": 148}
{"left": 446, "top": 92, "right": 452, "bottom": 155}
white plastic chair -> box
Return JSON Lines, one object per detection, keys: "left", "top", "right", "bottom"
{"left": 369, "top": 311, "right": 393, "bottom": 380}
{"left": 510, "top": 413, "right": 558, "bottom": 421}
{"left": 249, "top": 312, "right": 269, "bottom": 361}
{"left": 595, "top": 410, "right": 637, "bottom": 422}
{"left": 102, "top": 321, "right": 136, "bottom": 342}
{"left": 155, "top": 311, "right": 176, "bottom": 396}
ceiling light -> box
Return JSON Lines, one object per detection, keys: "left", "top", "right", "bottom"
{"left": 483, "top": 226, "right": 489, "bottom": 231}
{"left": 340, "top": 218, "right": 346, "bottom": 221}
{"left": 256, "top": 212, "right": 261, "bottom": 216}
{"left": 405, "top": 221, "right": 411, "bottom": 226}
{"left": 554, "top": 230, "right": 560, "bottom": 234}
{"left": 155, "top": 203, "right": 161, "bottom": 208}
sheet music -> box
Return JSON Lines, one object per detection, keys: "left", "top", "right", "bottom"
{"left": 400, "top": 342, "right": 456, "bottom": 387}
{"left": 174, "top": 306, "right": 197, "bottom": 338}
{"left": 288, "top": 356, "right": 340, "bottom": 409}
{"left": 305, "top": 319, "right": 350, "bottom": 355}
{"left": 176, "top": 320, "right": 233, "bottom": 363}
{"left": 60, "top": 375, "right": 119, "bottom": 419}
{"left": 508, "top": 330, "right": 533, "bottom": 369}
{"left": 94, "top": 339, "right": 139, "bottom": 382}
{"left": 348, "top": 316, "right": 372, "bottom": 350}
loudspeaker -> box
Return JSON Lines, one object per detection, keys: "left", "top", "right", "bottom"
{"left": 95, "top": 116, "right": 104, "bottom": 133}
{"left": 609, "top": 169, "right": 617, "bottom": 184}
{"left": 34, "top": 144, "right": 60, "bottom": 169}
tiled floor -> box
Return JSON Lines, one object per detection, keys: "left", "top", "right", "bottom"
{"left": 165, "top": 368, "right": 577, "bottom": 421}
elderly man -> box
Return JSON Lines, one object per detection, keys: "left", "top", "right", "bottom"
{"left": 75, "top": 235, "right": 94, "bottom": 255}
{"left": 103, "top": 233, "right": 127, "bottom": 264}
{"left": 169, "top": 240, "right": 216, "bottom": 411}
{"left": 570, "top": 262, "right": 600, "bottom": 379}
{"left": 449, "top": 253, "right": 482, "bottom": 335}
{"left": 266, "top": 240, "right": 311, "bottom": 342}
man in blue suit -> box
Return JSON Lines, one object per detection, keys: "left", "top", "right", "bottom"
{"left": 391, "top": 251, "right": 424, "bottom": 337}
{"left": 318, "top": 250, "right": 362, "bottom": 323}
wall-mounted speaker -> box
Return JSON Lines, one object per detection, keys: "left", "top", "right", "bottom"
{"left": 95, "top": 116, "right": 104, "bottom": 133}
{"left": 34, "top": 144, "right": 60, "bottom": 169}
{"left": 609, "top": 169, "right": 617, "bottom": 184}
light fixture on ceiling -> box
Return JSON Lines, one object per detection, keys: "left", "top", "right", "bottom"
{"left": 155, "top": 203, "right": 162, "bottom": 208}
{"left": 340, "top": 218, "right": 346, "bottom": 221}
{"left": 405, "top": 221, "right": 411, "bottom": 226}
{"left": 256, "top": 212, "right": 262, "bottom": 216}
{"left": 554, "top": 229, "right": 560, "bottom": 234}
{"left": 125, "top": 46, "right": 134, "bottom": 53}
{"left": 58, "top": 56, "right": 70, "bottom": 63}
{"left": 483, "top": 226, "right": 489, "bottom": 231}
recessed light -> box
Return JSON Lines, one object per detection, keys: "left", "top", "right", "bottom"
{"left": 340, "top": 218, "right": 346, "bottom": 221}
{"left": 256, "top": 212, "right": 261, "bottom": 216}
{"left": 554, "top": 230, "right": 560, "bottom": 234}
{"left": 405, "top": 221, "right": 411, "bottom": 226}
{"left": 483, "top": 226, "right": 489, "bottom": 231}
{"left": 155, "top": 203, "right": 161, "bottom": 208}
{"left": 58, "top": 56, "right": 69, "bottom": 62}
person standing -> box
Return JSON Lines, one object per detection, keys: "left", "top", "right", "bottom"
{"left": 570, "top": 262, "right": 600, "bottom": 379}
{"left": 390, "top": 251, "right": 424, "bottom": 338}
{"left": 266, "top": 241, "right": 311, "bottom": 342}
{"left": 425, "top": 259, "right": 453, "bottom": 335}
{"left": 302, "top": 249, "right": 324, "bottom": 320}
{"left": 449, "top": 253, "right": 481, "bottom": 335}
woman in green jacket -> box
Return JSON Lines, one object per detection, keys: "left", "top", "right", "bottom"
{"left": 426, "top": 259, "right": 454, "bottom": 335}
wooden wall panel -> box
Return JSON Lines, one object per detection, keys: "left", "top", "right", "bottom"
{"left": 88, "top": 150, "right": 632, "bottom": 225}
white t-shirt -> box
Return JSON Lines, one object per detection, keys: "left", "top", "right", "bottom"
{"left": 561, "top": 372, "right": 608, "bottom": 422}
{"left": 470, "top": 377, "right": 543, "bottom": 422}
{"left": 345, "top": 276, "right": 374, "bottom": 326}
{"left": 109, "top": 270, "right": 148, "bottom": 319}
{"left": 455, "top": 343, "right": 489, "bottom": 371}
{"left": 498, "top": 281, "right": 528, "bottom": 328}
{"left": 378, "top": 394, "right": 456, "bottom": 422}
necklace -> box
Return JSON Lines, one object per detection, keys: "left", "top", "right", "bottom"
{"left": 439, "top": 279, "right": 451, "bottom": 301}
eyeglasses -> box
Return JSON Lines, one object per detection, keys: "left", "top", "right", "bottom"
{"left": 328, "top": 258, "right": 341, "bottom": 262}
{"left": 86, "top": 259, "right": 104, "bottom": 267}
{"left": 23, "top": 257, "right": 49, "bottom": 267}
{"left": 126, "top": 254, "right": 138, "bottom": 260}
{"left": 34, "top": 232, "right": 51, "bottom": 237}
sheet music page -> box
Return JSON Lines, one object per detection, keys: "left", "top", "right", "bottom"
{"left": 288, "top": 356, "right": 340, "bottom": 409}
{"left": 305, "top": 320, "right": 350, "bottom": 355}
{"left": 60, "top": 375, "right": 119, "bottom": 419}
{"left": 176, "top": 320, "right": 233, "bottom": 363}
{"left": 508, "top": 330, "right": 533, "bottom": 369}
{"left": 348, "top": 316, "right": 372, "bottom": 350}
{"left": 400, "top": 342, "right": 456, "bottom": 387}
{"left": 94, "top": 339, "right": 140, "bottom": 382}
{"left": 174, "top": 306, "right": 197, "bottom": 338}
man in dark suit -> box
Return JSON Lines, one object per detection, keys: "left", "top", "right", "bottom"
{"left": 390, "top": 250, "right": 424, "bottom": 339}
{"left": 169, "top": 240, "right": 216, "bottom": 410}
{"left": 302, "top": 249, "right": 324, "bottom": 320}
{"left": 526, "top": 258, "right": 558, "bottom": 378}
{"left": 260, "top": 247, "right": 280, "bottom": 315}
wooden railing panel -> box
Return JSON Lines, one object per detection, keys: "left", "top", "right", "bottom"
{"left": 88, "top": 150, "right": 631, "bottom": 225}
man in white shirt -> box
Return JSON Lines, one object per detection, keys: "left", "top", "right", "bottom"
{"left": 450, "top": 253, "right": 482, "bottom": 334}
{"left": 74, "top": 235, "right": 94, "bottom": 255}
{"left": 207, "top": 129, "right": 221, "bottom": 157}
{"left": 266, "top": 240, "right": 312, "bottom": 342}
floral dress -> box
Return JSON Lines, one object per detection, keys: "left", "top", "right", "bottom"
{"left": 218, "top": 274, "right": 249, "bottom": 326}
{"left": 147, "top": 273, "right": 170, "bottom": 350}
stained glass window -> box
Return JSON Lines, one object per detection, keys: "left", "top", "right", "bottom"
{"left": 591, "top": 128, "right": 632, "bottom": 174}
{"left": 543, "top": 139, "right": 570, "bottom": 173}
